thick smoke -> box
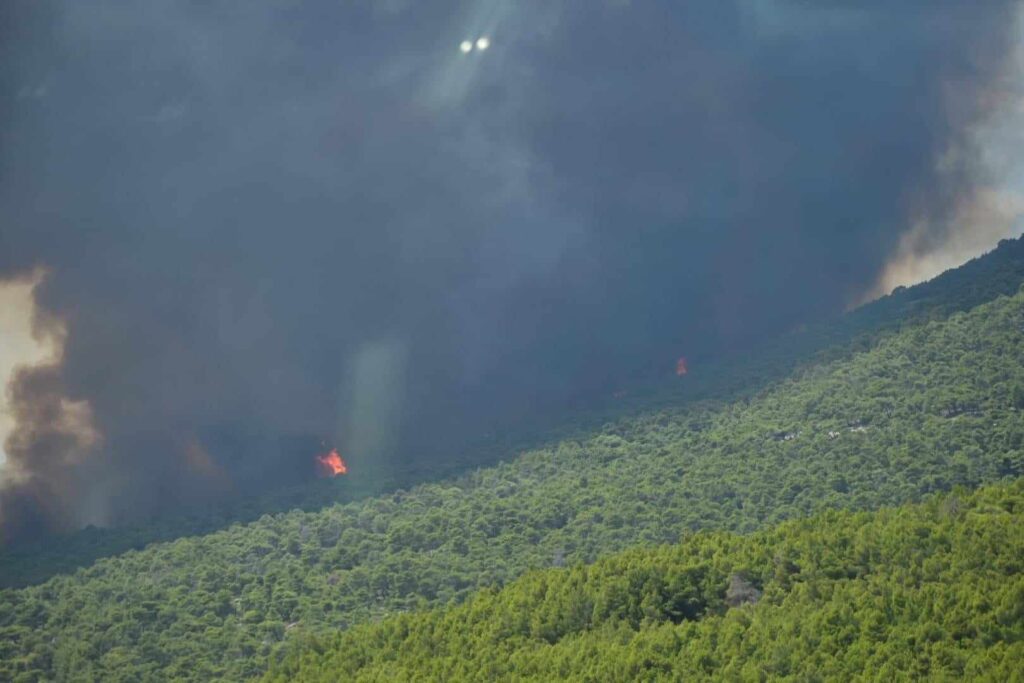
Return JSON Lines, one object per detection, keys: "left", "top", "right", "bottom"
{"left": 1, "top": 0, "right": 1021, "bottom": 540}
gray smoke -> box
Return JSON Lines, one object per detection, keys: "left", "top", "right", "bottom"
{"left": 1, "top": 0, "right": 1021, "bottom": 540}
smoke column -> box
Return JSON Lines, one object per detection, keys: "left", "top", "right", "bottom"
{"left": 1, "top": 0, "right": 1022, "bottom": 541}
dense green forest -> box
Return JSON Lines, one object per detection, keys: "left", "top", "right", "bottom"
{"left": 2, "top": 251, "right": 1024, "bottom": 680}
{"left": 4, "top": 236, "right": 1024, "bottom": 592}
{"left": 265, "top": 480, "right": 1024, "bottom": 682}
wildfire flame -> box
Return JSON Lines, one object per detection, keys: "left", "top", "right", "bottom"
{"left": 315, "top": 448, "right": 348, "bottom": 477}
{"left": 676, "top": 356, "right": 688, "bottom": 376}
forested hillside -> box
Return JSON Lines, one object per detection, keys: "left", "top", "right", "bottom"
{"left": 265, "top": 480, "right": 1024, "bottom": 682}
{"left": 262, "top": 481, "right": 1024, "bottom": 683}
{"left": 642, "top": 237, "right": 1024, "bottom": 414}
{"left": 4, "top": 237, "right": 1024, "bottom": 592}
{"left": 2, "top": 274, "right": 1024, "bottom": 679}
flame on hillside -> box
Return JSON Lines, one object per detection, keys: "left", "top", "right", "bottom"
{"left": 315, "top": 448, "right": 348, "bottom": 478}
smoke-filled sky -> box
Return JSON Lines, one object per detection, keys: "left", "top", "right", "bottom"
{"left": 2, "top": 0, "right": 1024, "bottom": 541}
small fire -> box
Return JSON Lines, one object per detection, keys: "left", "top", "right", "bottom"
{"left": 315, "top": 448, "right": 348, "bottom": 478}
{"left": 676, "top": 356, "right": 688, "bottom": 376}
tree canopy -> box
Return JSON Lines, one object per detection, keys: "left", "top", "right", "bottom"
{"left": 265, "top": 480, "right": 1024, "bottom": 681}
{"left": 3, "top": 263, "right": 1024, "bottom": 679}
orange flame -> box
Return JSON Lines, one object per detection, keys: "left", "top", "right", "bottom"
{"left": 315, "top": 448, "right": 348, "bottom": 477}
{"left": 675, "top": 356, "right": 688, "bottom": 376}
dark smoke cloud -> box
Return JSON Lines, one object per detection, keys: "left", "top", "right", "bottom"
{"left": 0, "top": 0, "right": 1020, "bottom": 540}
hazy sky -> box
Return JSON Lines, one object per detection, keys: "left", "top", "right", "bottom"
{"left": 1, "top": 0, "right": 1023, "bottom": 540}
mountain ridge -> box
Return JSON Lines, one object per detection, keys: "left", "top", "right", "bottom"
{"left": 4, "top": 236, "right": 1024, "bottom": 592}
{"left": 264, "top": 479, "right": 1024, "bottom": 682}
{"left": 2, "top": 241, "right": 1024, "bottom": 680}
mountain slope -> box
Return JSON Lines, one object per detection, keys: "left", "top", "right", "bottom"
{"left": 264, "top": 480, "right": 1024, "bottom": 682}
{"left": 622, "top": 235, "right": 1024, "bottom": 410}
{"left": 2, "top": 277, "right": 1023, "bottom": 679}
{"left": 5, "top": 236, "right": 1024, "bottom": 592}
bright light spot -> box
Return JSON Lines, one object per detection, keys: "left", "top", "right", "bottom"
{"left": 475, "top": 37, "right": 490, "bottom": 51}
{"left": 460, "top": 40, "right": 473, "bottom": 53}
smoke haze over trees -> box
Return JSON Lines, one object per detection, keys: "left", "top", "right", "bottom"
{"left": 1, "top": 0, "right": 1023, "bottom": 539}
